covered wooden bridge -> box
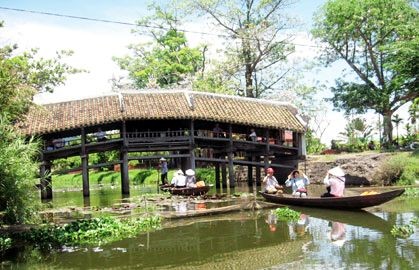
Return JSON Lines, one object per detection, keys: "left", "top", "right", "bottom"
{"left": 18, "top": 90, "right": 306, "bottom": 199}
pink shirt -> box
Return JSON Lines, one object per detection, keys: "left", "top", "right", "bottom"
{"left": 323, "top": 175, "right": 345, "bottom": 197}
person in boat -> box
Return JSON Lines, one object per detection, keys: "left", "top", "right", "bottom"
{"left": 321, "top": 166, "right": 346, "bottom": 197}
{"left": 171, "top": 169, "right": 186, "bottom": 187}
{"left": 285, "top": 170, "right": 310, "bottom": 197}
{"left": 159, "top": 157, "right": 169, "bottom": 185}
{"left": 262, "top": 167, "right": 283, "bottom": 194}
{"left": 185, "top": 169, "right": 197, "bottom": 188}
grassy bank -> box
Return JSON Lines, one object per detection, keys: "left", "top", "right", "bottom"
{"left": 374, "top": 151, "right": 419, "bottom": 185}
{"left": 52, "top": 168, "right": 216, "bottom": 190}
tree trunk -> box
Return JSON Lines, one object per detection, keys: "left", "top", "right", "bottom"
{"left": 245, "top": 63, "right": 253, "bottom": 98}
{"left": 382, "top": 111, "right": 393, "bottom": 147}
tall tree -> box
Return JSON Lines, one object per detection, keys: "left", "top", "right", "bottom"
{"left": 392, "top": 114, "right": 403, "bottom": 143}
{"left": 114, "top": 4, "right": 204, "bottom": 89}
{"left": 185, "top": 0, "right": 295, "bottom": 98}
{"left": 312, "top": 0, "right": 418, "bottom": 145}
{"left": 0, "top": 21, "right": 79, "bottom": 224}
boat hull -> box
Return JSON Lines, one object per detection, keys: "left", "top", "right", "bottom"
{"left": 169, "top": 186, "right": 211, "bottom": 196}
{"left": 260, "top": 189, "right": 405, "bottom": 210}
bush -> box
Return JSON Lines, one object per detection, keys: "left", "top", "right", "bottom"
{"left": 133, "top": 170, "right": 153, "bottom": 185}
{"left": 373, "top": 152, "right": 419, "bottom": 185}
{"left": 196, "top": 168, "right": 215, "bottom": 184}
{"left": 0, "top": 236, "right": 12, "bottom": 252}
{"left": 0, "top": 115, "right": 41, "bottom": 225}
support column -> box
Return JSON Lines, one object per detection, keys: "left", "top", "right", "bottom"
{"left": 221, "top": 157, "right": 227, "bottom": 188}
{"left": 40, "top": 158, "right": 52, "bottom": 200}
{"left": 255, "top": 156, "right": 261, "bottom": 186}
{"left": 264, "top": 129, "right": 270, "bottom": 171}
{"left": 81, "top": 128, "right": 90, "bottom": 197}
{"left": 121, "top": 121, "right": 130, "bottom": 195}
{"left": 215, "top": 160, "right": 221, "bottom": 189}
{"left": 247, "top": 156, "right": 253, "bottom": 186}
{"left": 228, "top": 124, "right": 235, "bottom": 188}
{"left": 189, "top": 120, "right": 196, "bottom": 170}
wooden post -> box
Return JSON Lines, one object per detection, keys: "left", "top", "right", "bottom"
{"left": 264, "top": 129, "right": 270, "bottom": 171}
{"left": 81, "top": 127, "right": 90, "bottom": 197}
{"left": 247, "top": 156, "right": 253, "bottom": 186}
{"left": 121, "top": 121, "right": 130, "bottom": 195}
{"left": 215, "top": 158, "right": 221, "bottom": 189}
{"left": 221, "top": 157, "right": 227, "bottom": 188}
{"left": 228, "top": 124, "right": 234, "bottom": 188}
{"left": 189, "top": 120, "right": 196, "bottom": 170}
{"left": 293, "top": 131, "right": 298, "bottom": 148}
{"left": 40, "top": 157, "right": 52, "bottom": 200}
{"left": 255, "top": 156, "right": 261, "bottom": 186}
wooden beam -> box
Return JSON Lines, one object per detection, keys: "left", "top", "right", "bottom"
{"left": 128, "top": 154, "right": 191, "bottom": 161}
{"left": 247, "top": 156, "right": 253, "bottom": 186}
{"left": 190, "top": 120, "right": 196, "bottom": 170}
{"left": 221, "top": 159, "right": 227, "bottom": 188}
{"left": 228, "top": 124, "right": 234, "bottom": 188}
{"left": 40, "top": 159, "right": 52, "bottom": 200}
{"left": 195, "top": 157, "right": 228, "bottom": 163}
{"left": 215, "top": 159, "right": 220, "bottom": 189}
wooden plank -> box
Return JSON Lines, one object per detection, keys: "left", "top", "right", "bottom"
{"left": 128, "top": 154, "right": 190, "bottom": 161}
{"left": 121, "top": 121, "right": 129, "bottom": 195}
{"left": 195, "top": 157, "right": 228, "bottom": 163}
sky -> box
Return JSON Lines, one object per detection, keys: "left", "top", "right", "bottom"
{"left": 0, "top": 0, "right": 411, "bottom": 144}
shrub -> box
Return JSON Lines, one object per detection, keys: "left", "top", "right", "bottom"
{"left": 373, "top": 152, "right": 419, "bottom": 185}
{"left": 0, "top": 116, "right": 41, "bottom": 225}
{"left": 133, "top": 170, "right": 153, "bottom": 185}
{"left": 196, "top": 168, "right": 215, "bottom": 184}
{"left": 0, "top": 236, "right": 12, "bottom": 252}
{"left": 273, "top": 207, "right": 300, "bottom": 221}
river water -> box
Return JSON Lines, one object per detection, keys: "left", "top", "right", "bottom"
{"left": 1, "top": 185, "right": 418, "bottom": 269}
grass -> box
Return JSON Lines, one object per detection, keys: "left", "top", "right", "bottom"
{"left": 374, "top": 151, "right": 419, "bottom": 185}
{"left": 52, "top": 169, "right": 176, "bottom": 190}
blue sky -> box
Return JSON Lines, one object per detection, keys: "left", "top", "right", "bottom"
{"left": 0, "top": 0, "right": 410, "bottom": 143}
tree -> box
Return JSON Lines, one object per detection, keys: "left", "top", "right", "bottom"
{"left": 114, "top": 4, "right": 204, "bottom": 89}
{"left": 0, "top": 21, "right": 79, "bottom": 224}
{"left": 312, "top": 0, "right": 419, "bottom": 145}
{"left": 186, "top": 0, "right": 295, "bottom": 98}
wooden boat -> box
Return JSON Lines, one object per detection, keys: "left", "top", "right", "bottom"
{"left": 169, "top": 185, "right": 211, "bottom": 196}
{"left": 259, "top": 189, "right": 405, "bottom": 210}
{"left": 159, "top": 184, "right": 173, "bottom": 192}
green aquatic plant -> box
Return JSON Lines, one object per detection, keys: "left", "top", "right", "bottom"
{"left": 23, "top": 215, "right": 161, "bottom": 247}
{"left": 273, "top": 207, "right": 300, "bottom": 222}
{"left": 0, "top": 236, "right": 12, "bottom": 251}
{"left": 410, "top": 217, "right": 419, "bottom": 226}
{"left": 403, "top": 188, "right": 419, "bottom": 198}
{"left": 391, "top": 224, "right": 414, "bottom": 238}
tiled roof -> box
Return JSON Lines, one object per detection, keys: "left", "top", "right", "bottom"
{"left": 18, "top": 91, "right": 306, "bottom": 135}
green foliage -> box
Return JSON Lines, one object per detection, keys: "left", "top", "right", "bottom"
{"left": 391, "top": 224, "right": 414, "bottom": 238}
{"left": 0, "top": 116, "right": 41, "bottom": 225}
{"left": 114, "top": 5, "right": 203, "bottom": 89}
{"left": 305, "top": 129, "right": 326, "bottom": 154}
{"left": 312, "top": 0, "right": 419, "bottom": 144}
{"left": 195, "top": 167, "right": 215, "bottom": 184}
{"left": 373, "top": 152, "right": 419, "bottom": 185}
{"left": 411, "top": 217, "right": 419, "bottom": 226}
{"left": 273, "top": 207, "right": 300, "bottom": 222}
{"left": 23, "top": 216, "right": 161, "bottom": 247}
{"left": 133, "top": 170, "right": 153, "bottom": 185}
{"left": 0, "top": 236, "right": 12, "bottom": 252}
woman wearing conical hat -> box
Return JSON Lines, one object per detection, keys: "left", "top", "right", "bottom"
{"left": 321, "top": 166, "right": 346, "bottom": 197}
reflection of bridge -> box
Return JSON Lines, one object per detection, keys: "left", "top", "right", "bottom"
{"left": 19, "top": 91, "right": 306, "bottom": 199}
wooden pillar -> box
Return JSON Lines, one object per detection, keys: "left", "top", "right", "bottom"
{"left": 264, "top": 129, "right": 270, "bottom": 171}
{"left": 247, "top": 156, "right": 253, "bottom": 186}
{"left": 40, "top": 158, "right": 52, "bottom": 200}
{"left": 228, "top": 124, "right": 235, "bottom": 188}
{"left": 121, "top": 121, "right": 130, "bottom": 195}
{"left": 298, "top": 133, "right": 306, "bottom": 157}
{"left": 293, "top": 131, "right": 298, "bottom": 148}
{"left": 189, "top": 120, "right": 196, "bottom": 170}
{"left": 81, "top": 127, "right": 90, "bottom": 197}
{"left": 221, "top": 157, "right": 227, "bottom": 188}
{"left": 215, "top": 159, "right": 221, "bottom": 189}
{"left": 255, "top": 156, "right": 261, "bottom": 186}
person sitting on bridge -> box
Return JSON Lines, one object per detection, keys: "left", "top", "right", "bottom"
{"left": 171, "top": 170, "right": 186, "bottom": 187}
{"left": 262, "top": 167, "right": 283, "bottom": 194}
{"left": 213, "top": 123, "right": 224, "bottom": 138}
{"left": 96, "top": 128, "right": 107, "bottom": 142}
{"left": 249, "top": 128, "right": 257, "bottom": 142}
{"left": 185, "top": 169, "right": 197, "bottom": 188}
{"left": 285, "top": 170, "right": 310, "bottom": 197}
{"left": 321, "top": 166, "right": 346, "bottom": 197}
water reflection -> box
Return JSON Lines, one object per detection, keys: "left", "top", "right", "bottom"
{"left": 328, "top": 221, "right": 345, "bottom": 247}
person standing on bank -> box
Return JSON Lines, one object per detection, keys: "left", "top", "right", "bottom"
{"left": 159, "top": 157, "right": 168, "bottom": 185}
{"left": 262, "top": 167, "right": 283, "bottom": 194}
{"left": 321, "top": 166, "right": 346, "bottom": 197}
{"left": 285, "top": 170, "right": 310, "bottom": 197}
